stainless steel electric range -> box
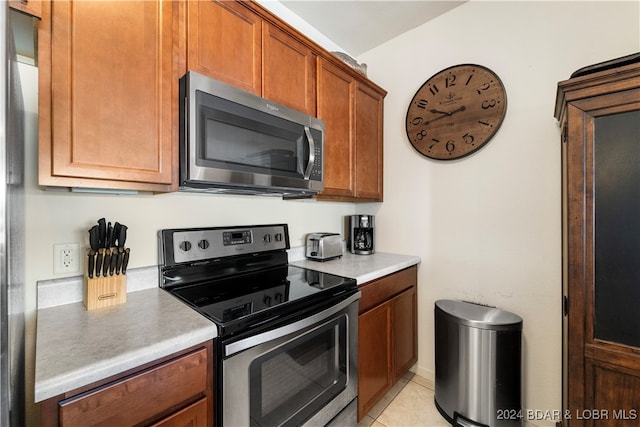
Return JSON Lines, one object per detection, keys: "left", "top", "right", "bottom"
{"left": 158, "top": 224, "right": 360, "bottom": 427}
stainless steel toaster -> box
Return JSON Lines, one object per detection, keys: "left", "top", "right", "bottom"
{"left": 305, "top": 233, "right": 343, "bottom": 261}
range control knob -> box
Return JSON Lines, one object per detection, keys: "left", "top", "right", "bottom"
{"left": 198, "top": 239, "right": 210, "bottom": 250}
{"left": 263, "top": 295, "right": 272, "bottom": 306}
{"left": 179, "top": 241, "right": 192, "bottom": 252}
{"left": 264, "top": 234, "right": 272, "bottom": 243}
{"left": 274, "top": 233, "right": 284, "bottom": 242}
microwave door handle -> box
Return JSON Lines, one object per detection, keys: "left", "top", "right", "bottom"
{"left": 303, "top": 126, "right": 315, "bottom": 180}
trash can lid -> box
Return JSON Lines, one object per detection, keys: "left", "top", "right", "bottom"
{"left": 435, "top": 299, "right": 523, "bottom": 330}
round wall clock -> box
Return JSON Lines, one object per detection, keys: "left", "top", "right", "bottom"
{"left": 405, "top": 64, "right": 507, "bottom": 160}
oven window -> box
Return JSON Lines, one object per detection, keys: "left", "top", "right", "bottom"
{"left": 249, "top": 315, "right": 348, "bottom": 427}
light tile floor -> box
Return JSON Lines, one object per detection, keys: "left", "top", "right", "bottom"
{"left": 358, "top": 373, "right": 450, "bottom": 427}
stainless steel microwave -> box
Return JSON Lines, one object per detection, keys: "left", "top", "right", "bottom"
{"left": 179, "top": 71, "right": 324, "bottom": 196}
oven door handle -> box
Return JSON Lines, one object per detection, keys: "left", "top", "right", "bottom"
{"left": 224, "top": 291, "right": 360, "bottom": 357}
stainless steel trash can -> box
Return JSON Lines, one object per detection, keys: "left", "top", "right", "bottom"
{"left": 434, "top": 299, "right": 523, "bottom": 427}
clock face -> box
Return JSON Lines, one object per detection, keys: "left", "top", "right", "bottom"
{"left": 405, "top": 64, "right": 507, "bottom": 160}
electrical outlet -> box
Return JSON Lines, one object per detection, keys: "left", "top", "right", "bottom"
{"left": 53, "top": 243, "right": 82, "bottom": 275}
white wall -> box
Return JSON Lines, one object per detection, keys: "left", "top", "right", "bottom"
{"left": 358, "top": 1, "right": 639, "bottom": 425}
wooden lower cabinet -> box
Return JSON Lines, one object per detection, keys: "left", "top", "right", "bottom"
{"left": 41, "top": 343, "right": 213, "bottom": 427}
{"left": 357, "top": 266, "right": 418, "bottom": 420}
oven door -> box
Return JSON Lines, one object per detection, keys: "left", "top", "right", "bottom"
{"left": 222, "top": 292, "right": 359, "bottom": 427}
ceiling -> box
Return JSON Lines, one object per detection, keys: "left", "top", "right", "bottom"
{"left": 280, "top": 1, "right": 466, "bottom": 57}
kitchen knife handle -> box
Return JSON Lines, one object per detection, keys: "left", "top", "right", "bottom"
{"left": 102, "top": 249, "right": 111, "bottom": 277}
{"left": 109, "top": 248, "right": 118, "bottom": 276}
{"left": 95, "top": 248, "right": 104, "bottom": 277}
{"left": 121, "top": 248, "right": 130, "bottom": 275}
{"left": 117, "top": 225, "right": 128, "bottom": 248}
{"left": 88, "top": 226, "right": 99, "bottom": 251}
{"left": 115, "top": 248, "right": 123, "bottom": 275}
{"left": 87, "top": 250, "right": 95, "bottom": 279}
{"left": 106, "top": 222, "right": 113, "bottom": 248}
{"left": 113, "top": 222, "right": 121, "bottom": 246}
{"left": 97, "top": 218, "right": 106, "bottom": 248}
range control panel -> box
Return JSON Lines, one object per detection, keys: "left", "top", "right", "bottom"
{"left": 164, "top": 224, "right": 289, "bottom": 265}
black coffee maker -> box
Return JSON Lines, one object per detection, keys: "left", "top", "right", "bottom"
{"left": 347, "top": 215, "right": 375, "bottom": 255}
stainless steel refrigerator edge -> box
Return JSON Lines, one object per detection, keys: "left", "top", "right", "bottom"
{"left": 1, "top": 4, "right": 26, "bottom": 426}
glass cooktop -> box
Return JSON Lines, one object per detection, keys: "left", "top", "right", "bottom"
{"left": 168, "top": 265, "right": 356, "bottom": 336}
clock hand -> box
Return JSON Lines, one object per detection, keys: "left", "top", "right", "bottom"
{"left": 424, "top": 106, "right": 466, "bottom": 125}
{"left": 424, "top": 114, "right": 450, "bottom": 125}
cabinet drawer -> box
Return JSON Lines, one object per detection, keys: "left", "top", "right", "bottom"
{"left": 59, "top": 348, "right": 208, "bottom": 426}
{"left": 151, "top": 397, "right": 208, "bottom": 427}
{"left": 359, "top": 266, "right": 417, "bottom": 314}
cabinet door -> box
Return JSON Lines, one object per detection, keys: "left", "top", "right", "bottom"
{"left": 392, "top": 286, "right": 417, "bottom": 380}
{"left": 358, "top": 301, "right": 391, "bottom": 420}
{"left": 567, "top": 103, "right": 640, "bottom": 427}
{"left": 317, "top": 58, "right": 355, "bottom": 198}
{"left": 355, "top": 82, "right": 384, "bottom": 201}
{"left": 187, "top": 0, "right": 262, "bottom": 95}
{"left": 39, "top": 0, "right": 178, "bottom": 191}
{"left": 263, "top": 22, "right": 316, "bottom": 115}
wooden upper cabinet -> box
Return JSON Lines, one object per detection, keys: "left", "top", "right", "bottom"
{"left": 186, "top": 0, "right": 262, "bottom": 95}
{"left": 187, "top": 1, "right": 316, "bottom": 115}
{"left": 39, "top": 0, "right": 180, "bottom": 191}
{"left": 263, "top": 22, "right": 316, "bottom": 115}
{"left": 9, "top": 0, "right": 42, "bottom": 18}
{"left": 355, "top": 83, "right": 384, "bottom": 200}
{"left": 317, "top": 58, "right": 355, "bottom": 198}
{"left": 317, "top": 57, "right": 386, "bottom": 202}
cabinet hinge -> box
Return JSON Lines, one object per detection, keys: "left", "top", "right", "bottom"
{"left": 562, "top": 122, "right": 568, "bottom": 143}
{"left": 563, "top": 295, "right": 569, "bottom": 317}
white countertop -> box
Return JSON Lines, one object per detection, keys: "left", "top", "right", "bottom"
{"left": 35, "top": 251, "right": 420, "bottom": 403}
{"left": 34, "top": 287, "right": 216, "bottom": 402}
{"left": 290, "top": 251, "right": 421, "bottom": 284}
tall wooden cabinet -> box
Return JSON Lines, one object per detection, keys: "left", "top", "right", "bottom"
{"left": 38, "top": 0, "right": 181, "bottom": 192}
{"left": 555, "top": 61, "right": 640, "bottom": 427}
{"left": 357, "top": 266, "right": 418, "bottom": 420}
